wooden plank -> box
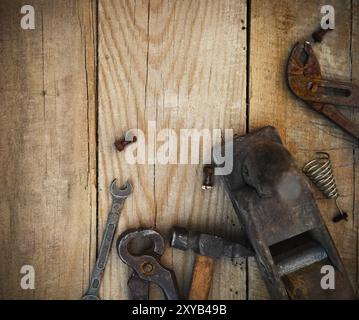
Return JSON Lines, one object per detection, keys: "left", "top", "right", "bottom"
{"left": 98, "top": 0, "right": 156, "bottom": 299}
{"left": 148, "top": 0, "right": 247, "bottom": 300}
{"left": 0, "top": 0, "right": 97, "bottom": 299}
{"left": 98, "top": 0, "right": 247, "bottom": 299}
{"left": 352, "top": 0, "right": 359, "bottom": 297}
{"left": 249, "top": 0, "right": 357, "bottom": 299}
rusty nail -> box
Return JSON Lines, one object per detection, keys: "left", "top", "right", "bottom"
{"left": 312, "top": 28, "right": 332, "bottom": 43}
{"left": 114, "top": 135, "right": 137, "bottom": 152}
{"left": 202, "top": 165, "right": 215, "bottom": 190}
{"left": 332, "top": 212, "right": 348, "bottom": 223}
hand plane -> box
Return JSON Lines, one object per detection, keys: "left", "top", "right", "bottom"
{"left": 214, "top": 126, "right": 356, "bottom": 299}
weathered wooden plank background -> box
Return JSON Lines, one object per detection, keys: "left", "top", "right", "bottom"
{"left": 0, "top": 0, "right": 97, "bottom": 299}
{"left": 0, "top": 0, "right": 357, "bottom": 299}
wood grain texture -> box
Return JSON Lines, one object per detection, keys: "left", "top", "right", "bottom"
{"left": 98, "top": 0, "right": 156, "bottom": 299}
{"left": 249, "top": 0, "right": 357, "bottom": 299}
{"left": 98, "top": 0, "right": 247, "bottom": 299}
{"left": 148, "top": 0, "right": 247, "bottom": 300}
{"left": 352, "top": 0, "right": 359, "bottom": 296}
{"left": 0, "top": 0, "right": 97, "bottom": 299}
{"left": 0, "top": 0, "right": 357, "bottom": 300}
{"left": 188, "top": 255, "right": 215, "bottom": 300}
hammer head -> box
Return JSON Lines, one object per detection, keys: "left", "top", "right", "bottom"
{"left": 170, "top": 226, "right": 254, "bottom": 259}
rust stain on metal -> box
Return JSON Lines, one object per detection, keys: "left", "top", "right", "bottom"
{"left": 287, "top": 40, "right": 359, "bottom": 139}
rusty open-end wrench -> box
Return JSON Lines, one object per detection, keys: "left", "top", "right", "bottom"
{"left": 82, "top": 179, "right": 132, "bottom": 300}
{"left": 287, "top": 41, "right": 359, "bottom": 139}
{"left": 117, "top": 229, "right": 179, "bottom": 300}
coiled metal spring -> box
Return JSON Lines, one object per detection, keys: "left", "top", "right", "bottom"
{"left": 302, "top": 152, "right": 348, "bottom": 222}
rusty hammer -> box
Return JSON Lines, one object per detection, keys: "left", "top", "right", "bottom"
{"left": 170, "top": 226, "right": 254, "bottom": 300}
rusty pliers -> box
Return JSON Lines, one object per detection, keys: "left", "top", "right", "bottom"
{"left": 287, "top": 41, "right": 359, "bottom": 139}
{"left": 117, "top": 229, "right": 179, "bottom": 300}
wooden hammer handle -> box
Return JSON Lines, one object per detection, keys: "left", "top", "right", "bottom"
{"left": 188, "top": 255, "right": 215, "bottom": 300}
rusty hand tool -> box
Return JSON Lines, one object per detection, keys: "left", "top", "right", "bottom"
{"left": 287, "top": 41, "right": 359, "bottom": 139}
{"left": 170, "top": 226, "right": 254, "bottom": 300}
{"left": 82, "top": 179, "right": 132, "bottom": 300}
{"left": 117, "top": 229, "right": 179, "bottom": 300}
{"left": 214, "top": 126, "right": 356, "bottom": 299}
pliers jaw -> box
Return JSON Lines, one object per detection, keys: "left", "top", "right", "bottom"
{"left": 287, "top": 42, "right": 322, "bottom": 103}
{"left": 287, "top": 42, "right": 321, "bottom": 77}
{"left": 117, "top": 229, "right": 179, "bottom": 300}
{"left": 287, "top": 41, "right": 359, "bottom": 139}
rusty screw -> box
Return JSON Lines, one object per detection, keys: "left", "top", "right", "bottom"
{"left": 312, "top": 28, "right": 332, "bottom": 43}
{"left": 332, "top": 211, "right": 349, "bottom": 223}
{"left": 114, "top": 135, "right": 137, "bottom": 152}
{"left": 202, "top": 165, "right": 214, "bottom": 190}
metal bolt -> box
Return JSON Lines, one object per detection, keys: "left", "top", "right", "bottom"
{"left": 202, "top": 165, "right": 214, "bottom": 190}
{"left": 114, "top": 135, "right": 137, "bottom": 152}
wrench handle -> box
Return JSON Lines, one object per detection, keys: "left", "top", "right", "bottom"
{"left": 312, "top": 103, "right": 359, "bottom": 140}
{"left": 82, "top": 198, "right": 125, "bottom": 299}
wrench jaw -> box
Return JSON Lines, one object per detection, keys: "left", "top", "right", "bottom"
{"left": 110, "top": 179, "right": 133, "bottom": 199}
